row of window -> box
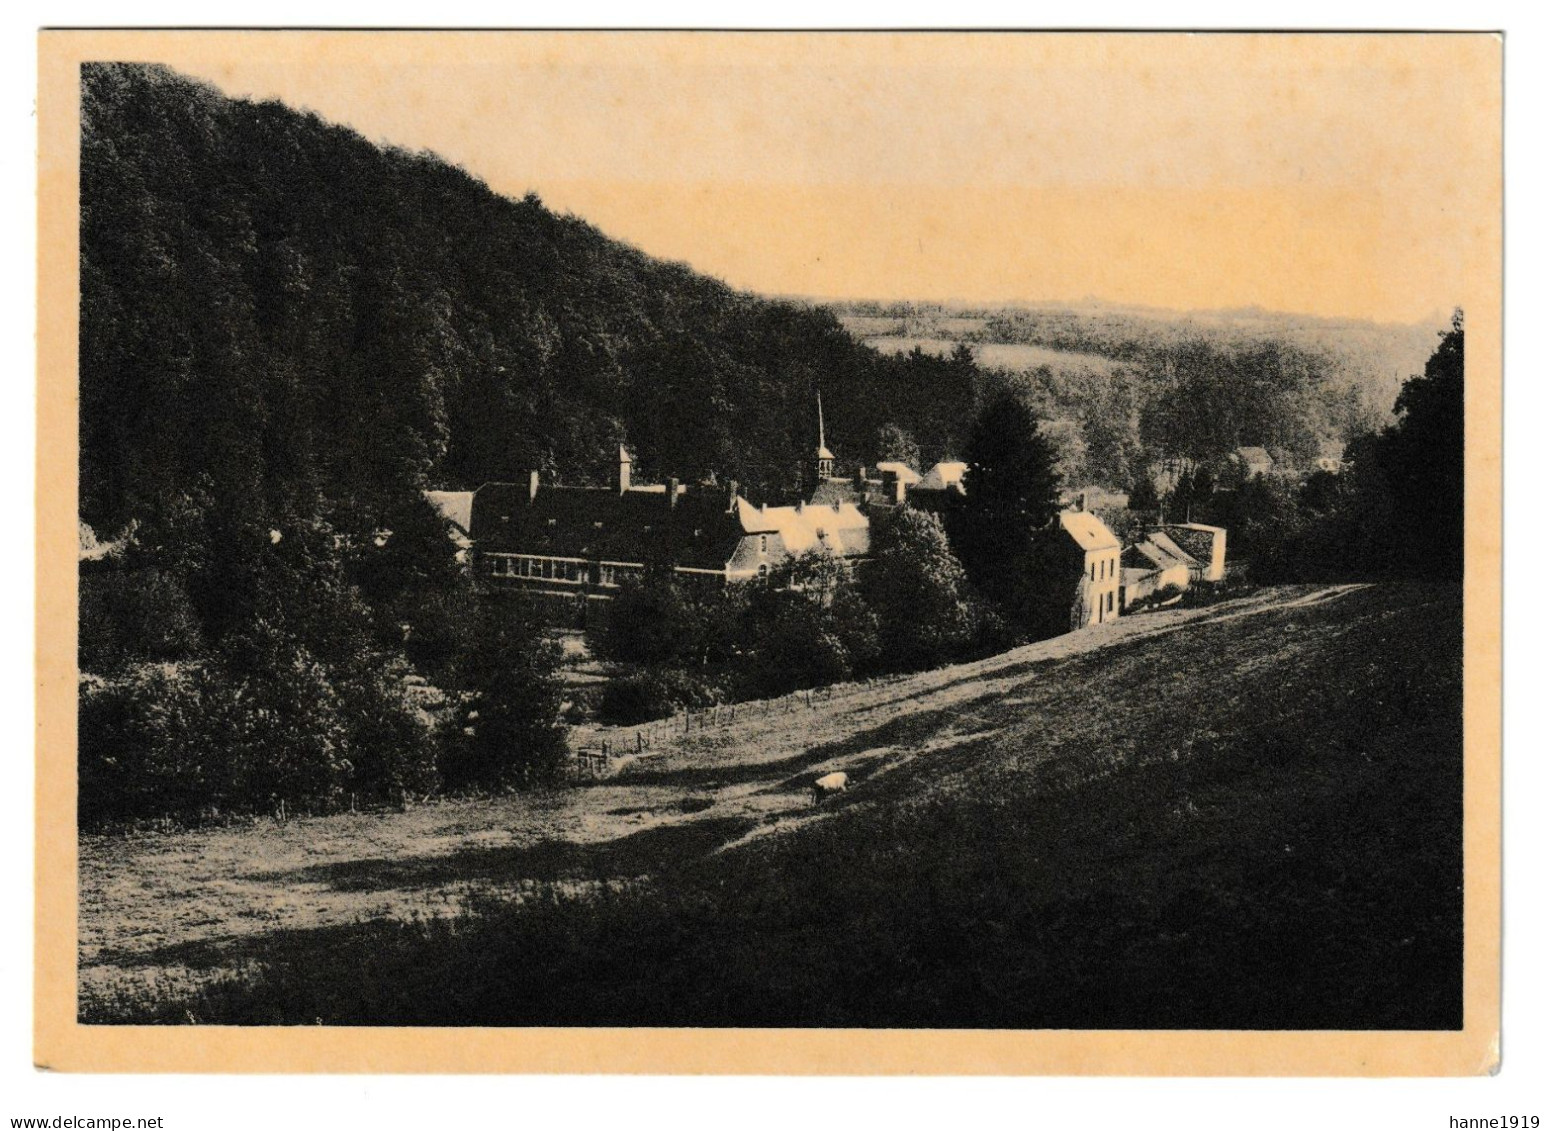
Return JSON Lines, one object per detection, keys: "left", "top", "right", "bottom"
{"left": 1089, "top": 554, "right": 1119, "bottom": 582}
{"left": 486, "top": 555, "right": 646, "bottom": 587}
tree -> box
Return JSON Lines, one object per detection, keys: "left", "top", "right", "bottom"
{"left": 587, "top": 572, "right": 702, "bottom": 668}
{"left": 208, "top": 620, "right": 355, "bottom": 815}
{"left": 78, "top": 567, "right": 203, "bottom": 673}
{"left": 446, "top": 600, "right": 568, "bottom": 791}
{"left": 873, "top": 422, "right": 922, "bottom": 470}
{"left": 1166, "top": 465, "right": 1216, "bottom": 525}
{"left": 738, "top": 552, "right": 879, "bottom": 696}
{"left": 350, "top": 491, "right": 463, "bottom": 610}
{"left": 1375, "top": 310, "right": 1464, "bottom": 580}
{"left": 948, "top": 392, "right": 1064, "bottom": 630}
{"left": 1127, "top": 473, "right": 1160, "bottom": 518}
{"left": 863, "top": 510, "right": 974, "bottom": 671}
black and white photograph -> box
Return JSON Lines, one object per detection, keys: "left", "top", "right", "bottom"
{"left": 32, "top": 26, "right": 1506, "bottom": 1080}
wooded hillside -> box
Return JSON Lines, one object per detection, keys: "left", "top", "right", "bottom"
{"left": 81, "top": 63, "right": 981, "bottom": 543}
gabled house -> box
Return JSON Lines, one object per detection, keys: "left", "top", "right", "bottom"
{"left": 1232, "top": 446, "right": 1275, "bottom": 479}
{"left": 1120, "top": 530, "right": 1199, "bottom": 609}
{"left": 1054, "top": 510, "right": 1122, "bottom": 627}
{"left": 1151, "top": 522, "right": 1226, "bottom": 582}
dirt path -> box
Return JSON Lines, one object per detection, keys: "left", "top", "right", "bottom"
{"left": 77, "top": 583, "right": 1362, "bottom": 1007}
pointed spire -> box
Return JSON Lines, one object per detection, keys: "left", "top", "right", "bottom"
{"left": 814, "top": 391, "right": 834, "bottom": 463}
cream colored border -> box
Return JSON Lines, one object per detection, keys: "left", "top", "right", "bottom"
{"left": 35, "top": 29, "right": 1502, "bottom": 1075}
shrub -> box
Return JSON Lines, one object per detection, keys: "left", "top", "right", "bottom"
{"left": 201, "top": 622, "right": 355, "bottom": 815}
{"left": 442, "top": 600, "right": 569, "bottom": 791}
{"left": 78, "top": 618, "right": 441, "bottom": 825}
{"left": 78, "top": 665, "right": 208, "bottom": 825}
{"left": 598, "top": 667, "right": 721, "bottom": 725}
{"left": 331, "top": 652, "right": 441, "bottom": 805}
{"left": 736, "top": 554, "right": 878, "bottom": 697}
{"left": 587, "top": 574, "right": 698, "bottom": 667}
{"left": 78, "top": 568, "right": 203, "bottom": 673}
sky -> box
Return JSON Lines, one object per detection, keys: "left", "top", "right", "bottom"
{"left": 98, "top": 31, "right": 1499, "bottom": 323}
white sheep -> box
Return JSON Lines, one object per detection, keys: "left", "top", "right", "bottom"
{"left": 810, "top": 771, "right": 849, "bottom": 805}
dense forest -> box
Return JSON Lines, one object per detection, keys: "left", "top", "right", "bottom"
{"left": 81, "top": 62, "right": 981, "bottom": 548}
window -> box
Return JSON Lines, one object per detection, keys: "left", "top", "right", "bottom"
{"left": 1090, "top": 561, "right": 1096, "bottom": 581}
{"left": 760, "top": 535, "right": 768, "bottom": 553}
{"left": 758, "top": 563, "right": 769, "bottom": 578}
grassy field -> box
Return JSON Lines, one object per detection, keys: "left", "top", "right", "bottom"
{"left": 79, "top": 582, "right": 1463, "bottom": 1028}
{"left": 858, "top": 334, "right": 1127, "bottom": 376}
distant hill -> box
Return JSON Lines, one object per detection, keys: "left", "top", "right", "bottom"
{"left": 833, "top": 297, "right": 1439, "bottom": 400}
{"left": 79, "top": 64, "right": 982, "bottom": 541}
{"left": 828, "top": 298, "right": 1448, "bottom": 488}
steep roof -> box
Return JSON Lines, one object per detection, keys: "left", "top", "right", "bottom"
{"left": 809, "top": 480, "right": 855, "bottom": 507}
{"left": 875, "top": 461, "right": 922, "bottom": 486}
{"left": 810, "top": 477, "right": 903, "bottom": 510}
{"left": 471, "top": 481, "right": 870, "bottom": 573}
{"left": 472, "top": 481, "right": 747, "bottom": 570}
{"left": 423, "top": 490, "right": 473, "bottom": 537}
{"left": 1124, "top": 532, "right": 1197, "bottom": 573}
{"left": 740, "top": 498, "right": 869, "bottom": 557}
{"left": 1144, "top": 530, "right": 1199, "bottom": 567}
{"left": 917, "top": 461, "right": 967, "bottom": 492}
{"left": 1058, "top": 510, "right": 1120, "bottom": 553}
{"left": 1154, "top": 522, "right": 1225, "bottom": 565}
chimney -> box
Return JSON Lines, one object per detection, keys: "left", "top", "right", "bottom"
{"left": 528, "top": 470, "right": 540, "bottom": 502}
{"left": 795, "top": 499, "right": 805, "bottom": 514}
{"left": 617, "top": 445, "right": 632, "bottom": 494}
{"left": 667, "top": 477, "right": 679, "bottom": 509}
{"left": 854, "top": 465, "right": 867, "bottom": 490}
{"left": 727, "top": 479, "right": 739, "bottom": 512}
{"left": 1077, "top": 491, "right": 1088, "bottom": 513}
